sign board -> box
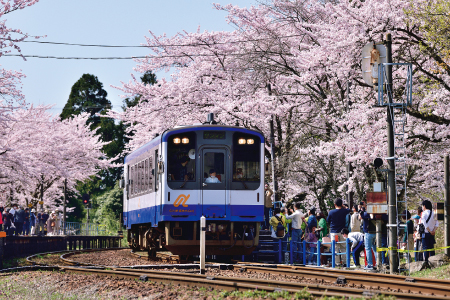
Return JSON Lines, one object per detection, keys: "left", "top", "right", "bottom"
{"left": 367, "top": 204, "right": 388, "bottom": 214}
{"left": 367, "top": 192, "right": 386, "bottom": 204}
{"left": 433, "top": 202, "right": 444, "bottom": 221}
{"left": 366, "top": 192, "right": 387, "bottom": 214}
{"left": 362, "top": 42, "right": 387, "bottom": 86}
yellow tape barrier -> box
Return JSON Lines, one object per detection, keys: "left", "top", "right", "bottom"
{"left": 377, "top": 245, "right": 450, "bottom": 254}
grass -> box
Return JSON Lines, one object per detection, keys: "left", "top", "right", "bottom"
{"left": 218, "top": 288, "right": 397, "bottom": 299}
{"left": 410, "top": 261, "right": 450, "bottom": 279}
{"left": 0, "top": 273, "right": 94, "bottom": 300}
{"left": 3, "top": 256, "right": 28, "bottom": 269}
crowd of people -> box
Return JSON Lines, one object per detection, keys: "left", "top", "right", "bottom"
{"left": 0, "top": 204, "right": 63, "bottom": 236}
{"left": 265, "top": 186, "right": 439, "bottom": 270}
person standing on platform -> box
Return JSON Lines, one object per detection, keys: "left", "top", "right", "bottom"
{"left": 360, "top": 209, "right": 377, "bottom": 270}
{"left": 350, "top": 205, "right": 361, "bottom": 233}
{"left": 23, "top": 208, "right": 30, "bottom": 236}
{"left": 401, "top": 210, "right": 414, "bottom": 262}
{"left": 14, "top": 206, "right": 25, "bottom": 236}
{"left": 47, "top": 211, "right": 56, "bottom": 235}
{"left": 269, "top": 207, "right": 286, "bottom": 263}
{"left": 343, "top": 204, "right": 351, "bottom": 232}
{"left": 30, "top": 209, "right": 37, "bottom": 235}
{"left": 316, "top": 212, "right": 328, "bottom": 241}
{"left": 264, "top": 184, "right": 273, "bottom": 230}
{"left": 54, "top": 210, "right": 61, "bottom": 235}
{"left": 285, "top": 202, "right": 305, "bottom": 263}
{"left": 38, "top": 210, "right": 49, "bottom": 236}
{"left": 414, "top": 207, "right": 423, "bottom": 261}
{"left": 3, "top": 208, "right": 12, "bottom": 235}
{"left": 307, "top": 207, "right": 317, "bottom": 231}
{"left": 420, "top": 200, "right": 436, "bottom": 263}
{"left": 327, "top": 198, "right": 350, "bottom": 266}
{"left": 0, "top": 205, "right": 3, "bottom": 232}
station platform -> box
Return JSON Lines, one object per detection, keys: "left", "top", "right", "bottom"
{"left": 2, "top": 235, "right": 123, "bottom": 258}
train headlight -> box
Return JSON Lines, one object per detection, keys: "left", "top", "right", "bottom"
{"left": 238, "top": 138, "right": 246, "bottom": 145}
{"left": 173, "top": 137, "right": 181, "bottom": 144}
{"left": 182, "top": 137, "right": 189, "bottom": 144}
{"left": 247, "top": 139, "right": 254, "bottom": 145}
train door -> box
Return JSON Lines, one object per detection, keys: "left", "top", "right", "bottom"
{"left": 201, "top": 148, "right": 227, "bottom": 217}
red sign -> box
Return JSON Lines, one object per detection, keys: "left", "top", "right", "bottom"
{"left": 366, "top": 192, "right": 387, "bottom": 204}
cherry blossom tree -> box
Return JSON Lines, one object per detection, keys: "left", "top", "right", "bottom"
{"left": 115, "top": 0, "right": 450, "bottom": 212}
{"left": 0, "top": 105, "right": 114, "bottom": 211}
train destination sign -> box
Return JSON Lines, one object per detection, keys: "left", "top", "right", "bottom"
{"left": 203, "top": 131, "right": 226, "bottom": 139}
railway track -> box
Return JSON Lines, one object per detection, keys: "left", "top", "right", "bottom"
{"left": 57, "top": 265, "right": 448, "bottom": 300}
{"left": 23, "top": 248, "right": 450, "bottom": 299}
{"left": 233, "top": 263, "right": 450, "bottom": 297}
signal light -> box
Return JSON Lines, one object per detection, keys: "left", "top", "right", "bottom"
{"left": 82, "top": 194, "right": 90, "bottom": 206}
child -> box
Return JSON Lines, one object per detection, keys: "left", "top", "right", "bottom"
{"left": 305, "top": 226, "right": 318, "bottom": 265}
{"left": 341, "top": 228, "right": 364, "bottom": 267}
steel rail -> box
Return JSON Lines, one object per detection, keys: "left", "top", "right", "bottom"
{"left": 26, "top": 248, "right": 128, "bottom": 266}
{"left": 278, "top": 264, "right": 450, "bottom": 289}
{"left": 60, "top": 266, "right": 448, "bottom": 300}
{"left": 232, "top": 264, "right": 450, "bottom": 297}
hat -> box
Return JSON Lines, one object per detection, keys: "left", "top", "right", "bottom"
{"left": 52, "top": 210, "right": 55, "bottom": 214}
{"left": 412, "top": 215, "right": 420, "bottom": 220}
{"left": 31, "top": 209, "right": 36, "bottom": 213}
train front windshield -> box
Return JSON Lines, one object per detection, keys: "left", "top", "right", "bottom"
{"left": 167, "top": 129, "right": 261, "bottom": 190}
{"left": 232, "top": 133, "right": 261, "bottom": 183}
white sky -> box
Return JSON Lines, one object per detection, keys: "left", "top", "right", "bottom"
{"left": 1, "top": 0, "right": 256, "bottom": 115}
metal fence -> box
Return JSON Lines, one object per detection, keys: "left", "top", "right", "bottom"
{"left": 63, "top": 222, "right": 108, "bottom": 236}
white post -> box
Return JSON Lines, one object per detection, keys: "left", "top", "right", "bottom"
{"left": 200, "top": 216, "right": 206, "bottom": 274}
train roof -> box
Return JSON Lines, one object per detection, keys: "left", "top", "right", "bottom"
{"left": 162, "top": 125, "right": 264, "bottom": 142}
{"left": 124, "top": 124, "right": 264, "bottom": 164}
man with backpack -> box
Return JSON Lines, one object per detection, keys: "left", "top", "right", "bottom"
{"left": 420, "top": 200, "right": 436, "bottom": 263}
{"left": 269, "top": 207, "right": 287, "bottom": 263}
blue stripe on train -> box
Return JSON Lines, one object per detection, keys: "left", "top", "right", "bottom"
{"left": 123, "top": 204, "right": 264, "bottom": 229}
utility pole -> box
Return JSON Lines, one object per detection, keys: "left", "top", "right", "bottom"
{"left": 346, "top": 80, "right": 354, "bottom": 208}
{"left": 40, "top": 175, "right": 44, "bottom": 211}
{"left": 63, "top": 179, "right": 67, "bottom": 236}
{"left": 385, "top": 33, "right": 398, "bottom": 274}
{"left": 267, "top": 83, "right": 279, "bottom": 203}
{"left": 445, "top": 156, "right": 450, "bottom": 257}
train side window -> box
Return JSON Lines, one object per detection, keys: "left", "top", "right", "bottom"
{"left": 148, "top": 156, "right": 153, "bottom": 191}
{"left": 154, "top": 150, "right": 158, "bottom": 190}
{"left": 137, "top": 163, "right": 140, "bottom": 194}
{"left": 128, "top": 165, "right": 132, "bottom": 198}
{"left": 144, "top": 159, "right": 148, "bottom": 192}
{"left": 130, "top": 165, "right": 134, "bottom": 196}
{"left": 232, "top": 133, "right": 261, "bottom": 183}
{"left": 140, "top": 161, "right": 144, "bottom": 193}
{"left": 135, "top": 164, "right": 138, "bottom": 195}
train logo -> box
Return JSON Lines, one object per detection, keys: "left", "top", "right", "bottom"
{"left": 173, "top": 194, "right": 190, "bottom": 207}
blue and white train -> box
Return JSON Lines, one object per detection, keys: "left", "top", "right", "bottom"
{"left": 121, "top": 115, "right": 265, "bottom": 256}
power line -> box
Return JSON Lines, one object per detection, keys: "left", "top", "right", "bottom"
{"left": 10, "top": 34, "right": 302, "bottom": 48}
{"left": 3, "top": 49, "right": 288, "bottom": 60}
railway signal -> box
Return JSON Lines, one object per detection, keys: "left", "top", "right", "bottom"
{"left": 82, "top": 194, "right": 90, "bottom": 207}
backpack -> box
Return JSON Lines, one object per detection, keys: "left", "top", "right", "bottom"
{"left": 418, "top": 211, "right": 432, "bottom": 235}
{"left": 275, "top": 216, "right": 285, "bottom": 238}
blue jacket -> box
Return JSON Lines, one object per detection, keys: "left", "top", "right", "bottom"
{"left": 307, "top": 215, "right": 317, "bottom": 231}
{"left": 327, "top": 208, "right": 350, "bottom": 233}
